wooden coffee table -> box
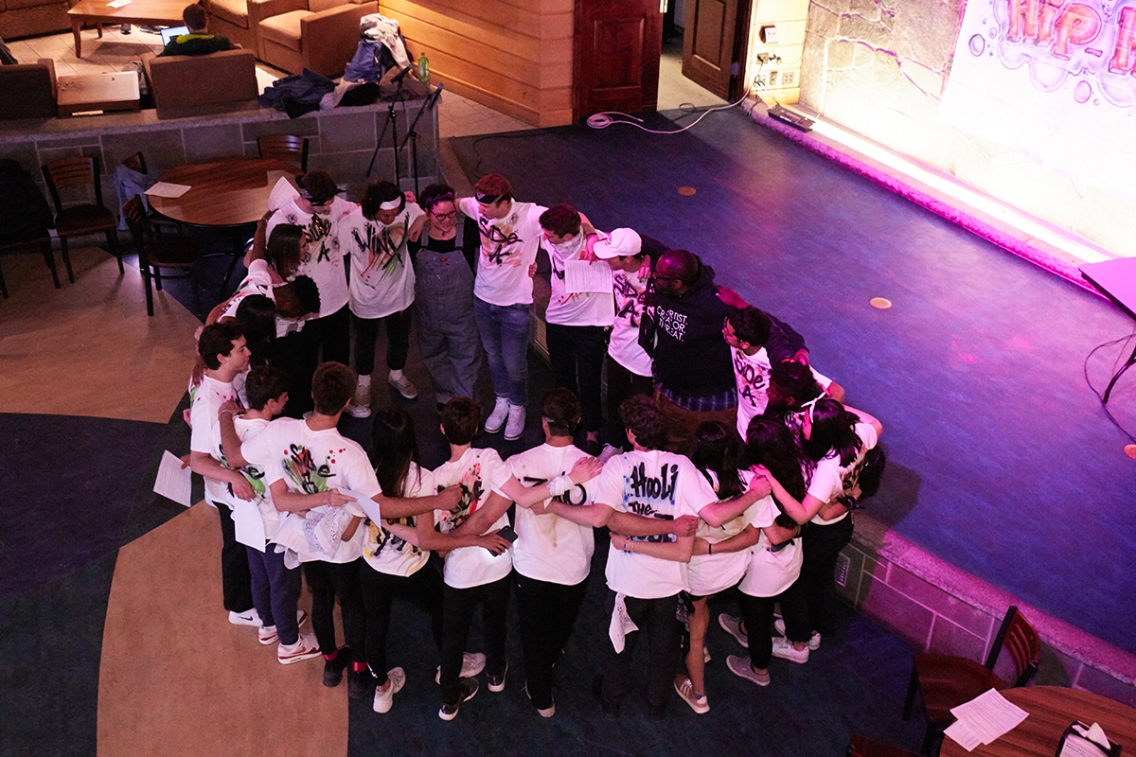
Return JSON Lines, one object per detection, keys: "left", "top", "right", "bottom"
{"left": 56, "top": 72, "right": 141, "bottom": 116}
{"left": 68, "top": 0, "right": 186, "bottom": 58}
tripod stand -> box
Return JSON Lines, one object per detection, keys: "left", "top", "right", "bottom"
{"left": 366, "top": 65, "right": 413, "bottom": 179}
{"left": 397, "top": 82, "right": 444, "bottom": 196}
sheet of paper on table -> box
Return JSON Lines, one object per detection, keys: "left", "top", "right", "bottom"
{"left": 945, "top": 688, "right": 1030, "bottom": 751}
{"left": 107, "top": 0, "right": 131, "bottom": 7}
{"left": 154, "top": 450, "right": 192, "bottom": 506}
{"left": 564, "top": 258, "right": 613, "bottom": 294}
{"left": 268, "top": 176, "right": 300, "bottom": 211}
{"left": 145, "top": 182, "right": 192, "bottom": 199}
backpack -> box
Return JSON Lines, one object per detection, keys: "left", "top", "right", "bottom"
{"left": 0, "top": 159, "right": 53, "bottom": 245}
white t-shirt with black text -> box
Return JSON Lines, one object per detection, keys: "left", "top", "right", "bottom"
{"left": 608, "top": 269, "right": 653, "bottom": 377}
{"left": 432, "top": 447, "right": 512, "bottom": 589}
{"left": 542, "top": 234, "right": 615, "bottom": 327}
{"left": 341, "top": 204, "right": 424, "bottom": 319}
{"left": 362, "top": 463, "right": 436, "bottom": 577}
{"left": 267, "top": 196, "right": 355, "bottom": 318}
{"left": 457, "top": 197, "right": 546, "bottom": 307}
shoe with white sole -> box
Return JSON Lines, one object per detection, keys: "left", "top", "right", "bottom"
{"left": 727, "top": 655, "right": 771, "bottom": 686}
{"left": 438, "top": 678, "right": 478, "bottom": 721}
{"left": 674, "top": 675, "right": 709, "bottom": 714}
{"left": 504, "top": 404, "right": 526, "bottom": 441}
{"left": 773, "top": 618, "right": 821, "bottom": 650}
{"left": 435, "top": 652, "right": 487, "bottom": 685}
{"left": 487, "top": 663, "right": 507, "bottom": 692}
{"left": 347, "top": 380, "right": 371, "bottom": 418}
{"left": 229, "top": 608, "right": 262, "bottom": 627}
{"left": 277, "top": 633, "right": 321, "bottom": 664}
{"left": 484, "top": 397, "right": 510, "bottom": 434}
{"left": 703, "top": 646, "right": 711, "bottom": 664}
{"left": 373, "top": 667, "right": 406, "bottom": 714}
{"left": 388, "top": 373, "right": 418, "bottom": 399}
{"left": 718, "top": 613, "right": 748, "bottom": 648}
{"left": 771, "top": 636, "right": 810, "bottom": 664}
{"left": 257, "top": 610, "right": 308, "bottom": 645}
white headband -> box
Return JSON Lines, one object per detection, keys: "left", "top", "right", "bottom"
{"left": 379, "top": 198, "right": 402, "bottom": 210}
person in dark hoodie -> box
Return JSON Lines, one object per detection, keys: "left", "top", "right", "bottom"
{"left": 644, "top": 249, "right": 737, "bottom": 456}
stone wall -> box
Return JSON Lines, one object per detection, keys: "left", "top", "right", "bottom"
{"left": 798, "top": 0, "right": 1136, "bottom": 257}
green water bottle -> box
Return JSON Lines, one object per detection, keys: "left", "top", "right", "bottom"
{"left": 417, "top": 51, "right": 430, "bottom": 84}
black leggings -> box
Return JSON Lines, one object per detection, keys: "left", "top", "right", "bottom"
{"left": 359, "top": 560, "right": 443, "bottom": 685}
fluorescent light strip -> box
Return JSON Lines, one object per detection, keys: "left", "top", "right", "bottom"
{"left": 808, "top": 118, "right": 1110, "bottom": 264}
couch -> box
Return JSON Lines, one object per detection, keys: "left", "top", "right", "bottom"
{"left": 0, "top": 58, "right": 57, "bottom": 120}
{"left": 0, "top": 0, "right": 73, "bottom": 40}
{"left": 255, "top": 0, "right": 375, "bottom": 78}
{"left": 142, "top": 48, "right": 259, "bottom": 119}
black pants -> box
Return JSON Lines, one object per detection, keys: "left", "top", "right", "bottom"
{"left": 440, "top": 576, "right": 510, "bottom": 706}
{"left": 304, "top": 559, "right": 365, "bottom": 661}
{"left": 217, "top": 503, "right": 253, "bottom": 613}
{"left": 359, "top": 561, "right": 443, "bottom": 686}
{"left": 274, "top": 304, "right": 351, "bottom": 418}
{"left": 739, "top": 579, "right": 809, "bottom": 669}
{"left": 546, "top": 323, "right": 608, "bottom": 433}
{"left": 514, "top": 571, "right": 589, "bottom": 710}
{"left": 353, "top": 307, "right": 412, "bottom": 377}
{"left": 800, "top": 516, "right": 854, "bottom": 636}
{"left": 604, "top": 354, "right": 653, "bottom": 447}
{"left": 601, "top": 591, "right": 681, "bottom": 714}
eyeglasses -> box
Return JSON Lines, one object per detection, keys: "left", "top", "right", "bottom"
{"left": 431, "top": 210, "right": 457, "bottom": 221}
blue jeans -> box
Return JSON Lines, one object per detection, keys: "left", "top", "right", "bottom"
{"left": 247, "top": 544, "right": 302, "bottom": 645}
{"left": 473, "top": 298, "right": 531, "bottom": 406}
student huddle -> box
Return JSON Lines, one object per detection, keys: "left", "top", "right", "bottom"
{"left": 185, "top": 167, "right": 883, "bottom": 721}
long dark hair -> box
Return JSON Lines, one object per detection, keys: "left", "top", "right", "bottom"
{"left": 743, "top": 417, "right": 812, "bottom": 502}
{"left": 691, "top": 421, "right": 744, "bottom": 499}
{"left": 266, "top": 224, "right": 304, "bottom": 279}
{"left": 371, "top": 409, "right": 419, "bottom": 497}
{"left": 803, "top": 398, "right": 862, "bottom": 467}
{"left": 234, "top": 294, "right": 275, "bottom": 367}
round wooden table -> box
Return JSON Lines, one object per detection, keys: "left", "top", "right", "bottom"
{"left": 939, "top": 687, "right": 1136, "bottom": 757}
{"left": 149, "top": 157, "right": 301, "bottom": 228}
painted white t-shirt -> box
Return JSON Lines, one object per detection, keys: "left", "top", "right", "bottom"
{"left": 806, "top": 421, "right": 879, "bottom": 526}
{"left": 362, "top": 463, "right": 436, "bottom": 577}
{"left": 241, "top": 417, "right": 380, "bottom": 563}
{"left": 267, "top": 196, "right": 355, "bottom": 318}
{"left": 341, "top": 204, "right": 424, "bottom": 319}
{"left": 189, "top": 374, "right": 240, "bottom": 508}
{"left": 594, "top": 449, "right": 715, "bottom": 599}
{"left": 221, "top": 259, "right": 305, "bottom": 339}
{"left": 737, "top": 495, "right": 801, "bottom": 598}
{"left": 507, "top": 443, "right": 596, "bottom": 586}
{"left": 542, "top": 234, "right": 615, "bottom": 327}
{"left": 208, "top": 415, "right": 283, "bottom": 541}
{"left": 732, "top": 345, "right": 832, "bottom": 440}
{"left": 687, "top": 470, "right": 761, "bottom": 597}
{"left": 432, "top": 447, "right": 512, "bottom": 589}
{"left": 608, "top": 268, "right": 653, "bottom": 377}
{"left": 457, "top": 197, "right": 546, "bottom": 307}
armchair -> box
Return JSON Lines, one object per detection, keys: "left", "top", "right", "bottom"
{"left": 254, "top": 0, "right": 376, "bottom": 78}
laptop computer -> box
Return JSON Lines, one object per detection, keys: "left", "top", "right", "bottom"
{"left": 159, "top": 26, "right": 189, "bottom": 45}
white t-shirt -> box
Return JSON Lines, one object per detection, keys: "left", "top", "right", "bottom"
{"left": 267, "top": 196, "right": 355, "bottom": 318}
{"left": 189, "top": 374, "right": 240, "bottom": 508}
{"left": 432, "top": 447, "right": 513, "bottom": 589}
{"left": 594, "top": 449, "right": 715, "bottom": 599}
{"left": 507, "top": 443, "right": 596, "bottom": 586}
{"left": 210, "top": 415, "right": 283, "bottom": 541}
{"left": 457, "top": 197, "right": 547, "bottom": 306}
{"left": 737, "top": 495, "right": 801, "bottom": 597}
{"left": 542, "top": 234, "right": 615, "bottom": 327}
{"left": 687, "top": 470, "right": 761, "bottom": 597}
{"left": 608, "top": 268, "right": 653, "bottom": 377}
{"left": 221, "top": 259, "right": 305, "bottom": 339}
{"left": 241, "top": 417, "right": 380, "bottom": 563}
{"left": 362, "top": 463, "right": 436, "bottom": 577}
{"left": 341, "top": 204, "right": 424, "bottom": 319}
{"left": 732, "top": 346, "right": 832, "bottom": 440}
{"left": 806, "top": 421, "right": 879, "bottom": 526}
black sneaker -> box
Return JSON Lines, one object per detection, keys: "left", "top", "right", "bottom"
{"left": 487, "top": 663, "right": 507, "bottom": 692}
{"left": 323, "top": 651, "right": 348, "bottom": 688}
{"left": 348, "top": 667, "right": 374, "bottom": 699}
{"left": 438, "top": 677, "right": 478, "bottom": 721}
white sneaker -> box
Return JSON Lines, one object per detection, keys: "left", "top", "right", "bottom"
{"left": 347, "top": 382, "right": 371, "bottom": 418}
{"left": 718, "top": 613, "right": 748, "bottom": 648}
{"left": 435, "top": 651, "right": 487, "bottom": 684}
{"left": 388, "top": 372, "right": 418, "bottom": 399}
{"left": 774, "top": 618, "right": 821, "bottom": 650}
{"left": 484, "top": 397, "right": 510, "bottom": 434}
{"left": 373, "top": 667, "right": 406, "bottom": 713}
{"left": 674, "top": 675, "right": 709, "bottom": 714}
{"left": 277, "top": 633, "right": 321, "bottom": 664}
{"left": 504, "top": 403, "right": 526, "bottom": 441}
{"left": 229, "top": 608, "right": 262, "bottom": 627}
{"left": 771, "top": 636, "right": 810, "bottom": 664}
{"left": 258, "top": 625, "right": 278, "bottom": 645}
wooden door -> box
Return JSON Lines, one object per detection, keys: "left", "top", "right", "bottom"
{"left": 682, "top": 0, "right": 747, "bottom": 99}
{"left": 573, "top": 0, "right": 662, "bottom": 121}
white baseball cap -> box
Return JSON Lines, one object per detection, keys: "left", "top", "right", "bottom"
{"left": 591, "top": 228, "right": 643, "bottom": 259}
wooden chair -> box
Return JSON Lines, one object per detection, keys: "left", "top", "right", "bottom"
{"left": 848, "top": 734, "right": 921, "bottom": 757}
{"left": 41, "top": 156, "right": 120, "bottom": 283}
{"left": 122, "top": 195, "right": 202, "bottom": 316}
{"left": 258, "top": 134, "right": 309, "bottom": 172}
{"left": 903, "top": 606, "right": 1041, "bottom": 754}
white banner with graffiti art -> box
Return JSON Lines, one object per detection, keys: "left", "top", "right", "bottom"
{"left": 938, "top": 0, "right": 1136, "bottom": 202}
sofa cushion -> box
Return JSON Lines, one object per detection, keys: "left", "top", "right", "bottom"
{"left": 257, "top": 10, "right": 306, "bottom": 50}
{"left": 307, "top": 0, "right": 345, "bottom": 13}
{"left": 144, "top": 48, "right": 258, "bottom": 117}
{"left": 6, "top": 0, "right": 62, "bottom": 11}
{"left": 207, "top": 0, "right": 248, "bottom": 29}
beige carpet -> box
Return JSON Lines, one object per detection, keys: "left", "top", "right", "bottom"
{"left": 98, "top": 503, "right": 346, "bottom": 757}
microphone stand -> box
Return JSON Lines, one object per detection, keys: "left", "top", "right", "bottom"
{"left": 397, "top": 81, "right": 444, "bottom": 196}
{"left": 366, "top": 64, "right": 412, "bottom": 179}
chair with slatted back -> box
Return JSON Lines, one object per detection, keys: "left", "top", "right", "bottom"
{"left": 257, "top": 134, "right": 309, "bottom": 172}
{"left": 847, "top": 734, "right": 921, "bottom": 757}
{"left": 122, "top": 195, "right": 202, "bottom": 316}
{"left": 903, "top": 606, "right": 1041, "bottom": 755}
{"left": 42, "top": 156, "right": 120, "bottom": 282}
